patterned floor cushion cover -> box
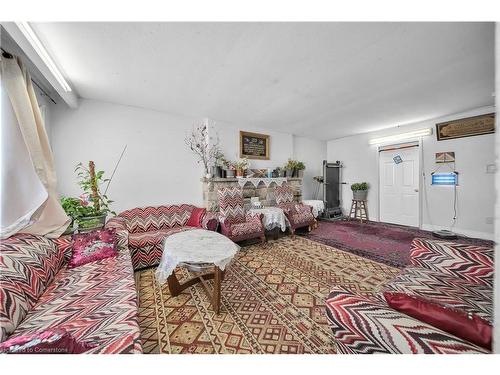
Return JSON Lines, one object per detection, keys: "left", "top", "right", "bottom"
{"left": 410, "top": 238, "right": 493, "bottom": 288}
{"left": 0, "top": 234, "right": 66, "bottom": 342}
{"left": 325, "top": 288, "right": 489, "bottom": 354}
{"left": 9, "top": 240, "right": 142, "bottom": 354}
{"left": 382, "top": 266, "right": 493, "bottom": 324}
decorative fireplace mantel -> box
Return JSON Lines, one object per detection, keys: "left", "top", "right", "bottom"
{"left": 201, "top": 177, "right": 303, "bottom": 211}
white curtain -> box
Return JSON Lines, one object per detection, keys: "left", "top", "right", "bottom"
{"left": 0, "top": 54, "right": 69, "bottom": 238}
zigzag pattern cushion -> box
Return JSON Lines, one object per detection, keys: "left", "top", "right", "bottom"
{"left": 231, "top": 220, "right": 264, "bottom": 237}
{"left": 382, "top": 266, "right": 493, "bottom": 324}
{"left": 325, "top": 288, "right": 489, "bottom": 354}
{"left": 118, "top": 205, "right": 195, "bottom": 233}
{"left": 128, "top": 226, "right": 195, "bottom": 269}
{"left": 0, "top": 234, "right": 66, "bottom": 342}
{"left": 274, "top": 185, "right": 294, "bottom": 205}
{"left": 218, "top": 187, "right": 245, "bottom": 224}
{"left": 9, "top": 234, "right": 142, "bottom": 354}
{"left": 410, "top": 238, "right": 493, "bottom": 287}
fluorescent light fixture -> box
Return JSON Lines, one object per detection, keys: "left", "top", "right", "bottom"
{"left": 369, "top": 128, "right": 432, "bottom": 145}
{"left": 432, "top": 172, "right": 458, "bottom": 186}
{"left": 16, "top": 22, "right": 72, "bottom": 92}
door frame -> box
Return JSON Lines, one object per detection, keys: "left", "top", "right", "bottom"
{"left": 377, "top": 138, "right": 423, "bottom": 228}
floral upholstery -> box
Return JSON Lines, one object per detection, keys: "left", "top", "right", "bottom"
{"left": 217, "top": 188, "right": 265, "bottom": 243}
{"left": 410, "top": 238, "right": 494, "bottom": 288}
{"left": 325, "top": 288, "right": 488, "bottom": 354}
{"left": 106, "top": 205, "right": 218, "bottom": 270}
{"left": 0, "top": 232, "right": 142, "bottom": 354}
{"left": 325, "top": 238, "right": 494, "bottom": 353}
{"left": 0, "top": 234, "right": 66, "bottom": 342}
{"left": 274, "top": 185, "right": 315, "bottom": 233}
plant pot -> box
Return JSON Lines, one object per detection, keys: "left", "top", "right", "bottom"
{"left": 297, "top": 169, "right": 304, "bottom": 178}
{"left": 277, "top": 170, "right": 285, "bottom": 177}
{"left": 236, "top": 169, "right": 244, "bottom": 177}
{"left": 77, "top": 214, "right": 107, "bottom": 233}
{"left": 285, "top": 169, "right": 294, "bottom": 178}
{"left": 225, "top": 169, "right": 235, "bottom": 178}
{"left": 63, "top": 220, "right": 75, "bottom": 235}
{"left": 353, "top": 190, "right": 368, "bottom": 201}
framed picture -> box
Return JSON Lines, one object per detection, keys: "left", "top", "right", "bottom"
{"left": 436, "top": 113, "right": 495, "bottom": 141}
{"left": 239, "top": 131, "right": 270, "bottom": 160}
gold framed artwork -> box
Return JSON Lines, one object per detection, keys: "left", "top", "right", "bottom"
{"left": 239, "top": 131, "right": 270, "bottom": 160}
{"left": 436, "top": 113, "right": 495, "bottom": 141}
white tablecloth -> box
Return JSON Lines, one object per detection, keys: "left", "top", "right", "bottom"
{"left": 302, "top": 200, "right": 325, "bottom": 218}
{"left": 155, "top": 229, "right": 239, "bottom": 284}
{"left": 249, "top": 207, "right": 288, "bottom": 231}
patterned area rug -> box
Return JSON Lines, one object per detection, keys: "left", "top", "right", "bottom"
{"left": 135, "top": 236, "right": 400, "bottom": 354}
{"left": 301, "top": 220, "right": 494, "bottom": 268}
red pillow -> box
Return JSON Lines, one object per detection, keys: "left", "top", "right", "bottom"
{"left": 0, "top": 328, "right": 94, "bottom": 354}
{"left": 384, "top": 292, "right": 492, "bottom": 350}
{"left": 68, "top": 228, "right": 118, "bottom": 268}
{"left": 186, "top": 208, "right": 206, "bottom": 227}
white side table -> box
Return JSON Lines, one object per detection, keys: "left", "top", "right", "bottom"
{"left": 155, "top": 229, "right": 239, "bottom": 314}
{"left": 248, "top": 206, "right": 289, "bottom": 232}
{"left": 302, "top": 200, "right": 325, "bottom": 218}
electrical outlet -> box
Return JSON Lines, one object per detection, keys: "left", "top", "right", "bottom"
{"left": 485, "top": 217, "right": 494, "bottom": 224}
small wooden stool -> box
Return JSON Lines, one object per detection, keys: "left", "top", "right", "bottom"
{"left": 349, "top": 199, "right": 368, "bottom": 223}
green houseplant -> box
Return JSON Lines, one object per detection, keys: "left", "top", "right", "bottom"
{"left": 295, "top": 161, "right": 306, "bottom": 178}
{"left": 351, "top": 182, "right": 369, "bottom": 200}
{"left": 73, "top": 161, "right": 116, "bottom": 232}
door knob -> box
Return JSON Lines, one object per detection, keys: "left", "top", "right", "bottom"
{"left": 414, "top": 189, "right": 419, "bottom": 192}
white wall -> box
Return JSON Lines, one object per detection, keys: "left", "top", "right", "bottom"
{"left": 493, "top": 22, "right": 499, "bottom": 354}
{"left": 327, "top": 106, "right": 495, "bottom": 240}
{"left": 293, "top": 136, "right": 327, "bottom": 200}
{"left": 50, "top": 98, "right": 325, "bottom": 213}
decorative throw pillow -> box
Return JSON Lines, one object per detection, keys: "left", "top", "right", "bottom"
{"left": 0, "top": 328, "right": 94, "bottom": 354}
{"left": 384, "top": 292, "right": 492, "bottom": 350}
{"left": 186, "top": 207, "right": 206, "bottom": 227}
{"left": 68, "top": 228, "right": 117, "bottom": 268}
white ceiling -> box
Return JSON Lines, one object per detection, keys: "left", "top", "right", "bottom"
{"left": 31, "top": 22, "right": 494, "bottom": 140}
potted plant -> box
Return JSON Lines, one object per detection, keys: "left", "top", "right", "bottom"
{"left": 60, "top": 196, "right": 83, "bottom": 235}
{"left": 351, "top": 182, "right": 369, "bottom": 200}
{"left": 74, "top": 161, "right": 116, "bottom": 232}
{"left": 284, "top": 159, "right": 297, "bottom": 178}
{"left": 222, "top": 158, "right": 236, "bottom": 178}
{"left": 234, "top": 158, "right": 250, "bottom": 177}
{"left": 295, "top": 161, "right": 306, "bottom": 178}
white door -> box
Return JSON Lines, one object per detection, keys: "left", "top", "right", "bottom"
{"left": 379, "top": 146, "right": 420, "bottom": 227}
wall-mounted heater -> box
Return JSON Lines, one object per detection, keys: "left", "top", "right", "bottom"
{"left": 431, "top": 172, "right": 458, "bottom": 185}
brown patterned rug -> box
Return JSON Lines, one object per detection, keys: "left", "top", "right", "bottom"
{"left": 135, "top": 236, "right": 400, "bottom": 354}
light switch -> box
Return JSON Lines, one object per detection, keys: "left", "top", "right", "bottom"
{"left": 486, "top": 164, "right": 497, "bottom": 174}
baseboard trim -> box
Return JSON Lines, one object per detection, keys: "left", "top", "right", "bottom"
{"left": 420, "top": 224, "right": 494, "bottom": 241}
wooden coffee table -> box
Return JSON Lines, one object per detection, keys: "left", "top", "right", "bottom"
{"left": 155, "top": 229, "right": 239, "bottom": 314}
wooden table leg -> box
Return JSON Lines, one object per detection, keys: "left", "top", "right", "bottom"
{"left": 212, "top": 266, "right": 222, "bottom": 314}
{"left": 167, "top": 271, "right": 183, "bottom": 297}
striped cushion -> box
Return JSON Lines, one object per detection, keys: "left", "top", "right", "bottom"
{"left": 118, "top": 205, "right": 195, "bottom": 233}
{"left": 325, "top": 288, "right": 488, "bottom": 354}
{"left": 410, "top": 238, "right": 493, "bottom": 287}
{"left": 0, "top": 234, "right": 65, "bottom": 342}
{"left": 217, "top": 187, "right": 245, "bottom": 224}
{"left": 274, "top": 185, "right": 294, "bottom": 205}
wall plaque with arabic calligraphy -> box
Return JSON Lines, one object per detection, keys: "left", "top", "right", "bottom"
{"left": 240, "top": 131, "right": 270, "bottom": 160}
{"left": 436, "top": 113, "right": 495, "bottom": 141}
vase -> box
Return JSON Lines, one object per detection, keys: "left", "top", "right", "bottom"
{"left": 353, "top": 190, "right": 368, "bottom": 200}
{"left": 77, "top": 214, "right": 107, "bottom": 233}
{"left": 225, "top": 169, "right": 235, "bottom": 178}
{"left": 285, "top": 169, "right": 294, "bottom": 178}
{"left": 297, "top": 169, "right": 304, "bottom": 178}
{"left": 236, "top": 169, "right": 244, "bottom": 177}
